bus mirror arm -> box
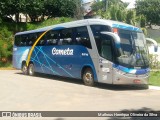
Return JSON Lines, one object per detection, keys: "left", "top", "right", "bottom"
{"left": 146, "top": 38, "right": 158, "bottom": 52}
{"left": 100, "top": 32, "right": 121, "bottom": 45}
{"left": 101, "top": 32, "right": 123, "bottom": 55}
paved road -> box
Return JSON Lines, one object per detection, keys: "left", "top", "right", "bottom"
{"left": 0, "top": 70, "right": 160, "bottom": 120}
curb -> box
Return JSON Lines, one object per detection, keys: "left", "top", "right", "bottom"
{"left": 0, "top": 68, "right": 16, "bottom": 70}
{"left": 149, "top": 85, "right": 160, "bottom": 90}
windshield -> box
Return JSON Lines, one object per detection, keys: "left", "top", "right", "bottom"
{"left": 117, "top": 29, "right": 149, "bottom": 68}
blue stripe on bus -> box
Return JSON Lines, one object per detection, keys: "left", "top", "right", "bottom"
{"left": 112, "top": 24, "right": 142, "bottom": 32}
{"left": 113, "top": 64, "right": 149, "bottom": 75}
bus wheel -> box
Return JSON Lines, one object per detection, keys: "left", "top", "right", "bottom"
{"left": 28, "top": 63, "right": 35, "bottom": 76}
{"left": 82, "top": 68, "right": 95, "bottom": 86}
{"left": 22, "top": 63, "right": 28, "bottom": 75}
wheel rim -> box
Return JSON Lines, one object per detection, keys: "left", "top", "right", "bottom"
{"left": 29, "top": 64, "right": 34, "bottom": 75}
{"left": 84, "top": 72, "right": 93, "bottom": 83}
{"left": 22, "top": 65, "right": 27, "bottom": 74}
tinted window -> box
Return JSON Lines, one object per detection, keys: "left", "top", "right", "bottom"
{"left": 91, "top": 25, "right": 110, "bottom": 45}
{"left": 91, "top": 25, "right": 110, "bottom": 35}
{"left": 91, "top": 25, "right": 111, "bottom": 57}
{"left": 15, "top": 35, "right": 21, "bottom": 46}
{"left": 20, "top": 35, "right": 28, "bottom": 46}
{"left": 59, "top": 29, "right": 73, "bottom": 45}
{"left": 75, "top": 26, "right": 92, "bottom": 49}
{"left": 36, "top": 32, "right": 46, "bottom": 46}
{"left": 15, "top": 33, "right": 37, "bottom": 46}
{"left": 28, "top": 33, "right": 36, "bottom": 46}
{"left": 46, "top": 30, "right": 59, "bottom": 45}
{"left": 101, "top": 37, "right": 113, "bottom": 61}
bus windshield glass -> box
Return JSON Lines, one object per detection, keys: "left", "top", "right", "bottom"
{"left": 117, "top": 29, "right": 149, "bottom": 68}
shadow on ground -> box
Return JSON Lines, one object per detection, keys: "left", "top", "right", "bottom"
{"left": 16, "top": 72, "right": 149, "bottom": 91}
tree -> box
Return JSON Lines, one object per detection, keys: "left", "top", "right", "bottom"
{"left": 0, "top": 27, "right": 13, "bottom": 61}
{"left": 92, "top": 0, "right": 126, "bottom": 22}
{"left": 0, "top": 0, "right": 78, "bottom": 22}
{"left": 73, "top": 0, "right": 83, "bottom": 19}
{"left": 43, "top": 0, "right": 76, "bottom": 19}
{"left": 126, "top": 10, "right": 136, "bottom": 26}
{"left": 0, "top": 0, "right": 26, "bottom": 22}
{"left": 136, "top": 0, "right": 160, "bottom": 26}
{"left": 25, "top": 0, "right": 44, "bottom": 22}
{"left": 91, "top": 0, "right": 142, "bottom": 27}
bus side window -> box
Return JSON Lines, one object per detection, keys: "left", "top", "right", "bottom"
{"left": 28, "top": 33, "right": 36, "bottom": 46}
{"left": 46, "top": 30, "right": 59, "bottom": 45}
{"left": 21, "top": 35, "right": 28, "bottom": 46}
{"left": 36, "top": 32, "right": 46, "bottom": 46}
{"left": 59, "top": 29, "right": 73, "bottom": 45}
{"left": 75, "top": 26, "right": 92, "bottom": 49}
{"left": 15, "top": 35, "right": 21, "bottom": 46}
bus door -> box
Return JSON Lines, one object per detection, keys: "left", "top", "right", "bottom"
{"left": 98, "top": 37, "right": 114, "bottom": 84}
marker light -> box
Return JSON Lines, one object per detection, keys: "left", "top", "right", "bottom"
{"left": 113, "top": 28, "right": 118, "bottom": 34}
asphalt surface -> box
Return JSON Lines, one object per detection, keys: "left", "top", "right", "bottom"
{"left": 0, "top": 70, "right": 160, "bottom": 120}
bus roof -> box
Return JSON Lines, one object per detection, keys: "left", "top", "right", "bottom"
{"left": 15, "top": 19, "right": 142, "bottom": 35}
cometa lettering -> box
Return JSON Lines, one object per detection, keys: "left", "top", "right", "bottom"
{"left": 52, "top": 47, "right": 73, "bottom": 55}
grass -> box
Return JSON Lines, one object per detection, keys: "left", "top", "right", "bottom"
{"left": 149, "top": 71, "right": 160, "bottom": 86}
{"left": 154, "top": 37, "right": 160, "bottom": 43}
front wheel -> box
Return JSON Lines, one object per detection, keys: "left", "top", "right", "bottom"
{"left": 28, "top": 63, "right": 35, "bottom": 76}
{"left": 82, "top": 68, "right": 95, "bottom": 86}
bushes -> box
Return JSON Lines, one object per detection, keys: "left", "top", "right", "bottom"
{"left": 0, "top": 27, "right": 13, "bottom": 64}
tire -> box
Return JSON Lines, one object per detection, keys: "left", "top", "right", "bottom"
{"left": 82, "top": 68, "right": 95, "bottom": 86}
{"left": 28, "top": 63, "right": 35, "bottom": 76}
{"left": 22, "top": 63, "right": 28, "bottom": 75}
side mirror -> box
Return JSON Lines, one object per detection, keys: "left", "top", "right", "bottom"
{"left": 146, "top": 38, "right": 158, "bottom": 52}
{"left": 100, "top": 32, "right": 123, "bottom": 56}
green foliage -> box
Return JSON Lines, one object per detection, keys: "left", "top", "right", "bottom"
{"left": 149, "top": 71, "right": 160, "bottom": 86}
{"left": 155, "top": 37, "right": 160, "bottom": 43}
{"left": 141, "top": 28, "right": 147, "bottom": 36}
{"left": 136, "top": 0, "right": 160, "bottom": 26}
{"left": 139, "top": 15, "right": 146, "bottom": 28}
{"left": 92, "top": 1, "right": 105, "bottom": 12}
{"left": 92, "top": 0, "right": 139, "bottom": 26}
{"left": 34, "top": 17, "right": 73, "bottom": 29}
{"left": 0, "top": 27, "right": 13, "bottom": 62}
{"left": 0, "top": 0, "right": 79, "bottom": 22}
{"left": 125, "top": 10, "right": 137, "bottom": 26}
{"left": 0, "top": 0, "right": 26, "bottom": 22}
{"left": 91, "top": 0, "right": 160, "bottom": 29}
{"left": 25, "top": 0, "right": 44, "bottom": 22}
{"left": 0, "top": 61, "right": 12, "bottom": 68}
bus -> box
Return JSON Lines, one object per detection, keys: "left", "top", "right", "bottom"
{"left": 12, "top": 19, "right": 154, "bottom": 87}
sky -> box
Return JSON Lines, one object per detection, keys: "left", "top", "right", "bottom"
{"left": 83, "top": 0, "right": 135, "bottom": 3}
